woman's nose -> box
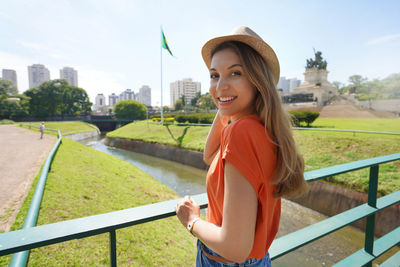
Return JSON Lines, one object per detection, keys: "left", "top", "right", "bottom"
{"left": 216, "top": 77, "right": 228, "bottom": 91}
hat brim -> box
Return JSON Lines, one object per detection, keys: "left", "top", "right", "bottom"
{"left": 201, "top": 34, "right": 280, "bottom": 85}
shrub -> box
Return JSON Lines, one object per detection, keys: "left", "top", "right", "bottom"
{"left": 187, "top": 115, "right": 199, "bottom": 123}
{"left": 175, "top": 115, "right": 187, "bottom": 123}
{"left": 303, "top": 110, "right": 320, "bottom": 127}
{"left": 174, "top": 113, "right": 215, "bottom": 124}
{"left": 114, "top": 100, "right": 147, "bottom": 120}
{"left": 288, "top": 110, "right": 319, "bottom": 127}
{"left": 164, "top": 117, "right": 175, "bottom": 123}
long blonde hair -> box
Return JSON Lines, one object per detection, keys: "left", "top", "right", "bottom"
{"left": 212, "top": 42, "right": 308, "bottom": 199}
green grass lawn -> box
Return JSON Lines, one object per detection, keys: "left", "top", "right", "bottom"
{"left": 0, "top": 119, "right": 15, "bottom": 125}
{"left": 108, "top": 119, "right": 400, "bottom": 195}
{"left": 0, "top": 138, "right": 196, "bottom": 266}
{"left": 312, "top": 118, "right": 400, "bottom": 132}
{"left": 20, "top": 121, "right": 99, "bottom": 136}
{"left": 107, "top": 121, "right": 210, "bottom": 151}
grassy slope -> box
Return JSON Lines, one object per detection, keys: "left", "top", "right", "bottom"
{"left": 0, "top": 138, "right": 196, "bottom": 266}
{"left": 108, "top": 119, "right": 400, "bottom": 195}
{"left": 312, "top": 118, "right": 400, "bottom": 132}
{"left": 20, "top": 121, "right": 99, "bottom": 136}
{"left": 107, "top": 121, "right": 210, "bottom": 152}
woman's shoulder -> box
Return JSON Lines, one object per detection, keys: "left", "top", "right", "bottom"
{"left": 226, "top": 115, "right": 265, "bottom": 135}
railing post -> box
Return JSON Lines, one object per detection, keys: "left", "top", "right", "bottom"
{"left": 110, "top": 230, "right": 117, "bottom": 267}
{"left": 364, "top": 165, "right": 379, "bottom": 267}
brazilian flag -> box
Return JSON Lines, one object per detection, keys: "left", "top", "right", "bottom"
{"left": 161, "top": 29, "right": 173, "bottom": 56}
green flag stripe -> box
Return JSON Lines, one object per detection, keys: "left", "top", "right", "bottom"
{"left": 161, "top": 30, "right": 173, "bottom": 56}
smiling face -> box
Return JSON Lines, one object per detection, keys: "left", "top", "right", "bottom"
{"left": 209, "top": 48, "right": 257, "bottom": 121}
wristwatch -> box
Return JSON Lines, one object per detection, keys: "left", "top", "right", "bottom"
{"left": 187, "top": 217, "right": 200, "bottom": 234}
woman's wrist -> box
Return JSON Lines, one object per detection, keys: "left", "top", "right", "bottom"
{"left": 187, "top": 217, "right": 200, "bottom": 235}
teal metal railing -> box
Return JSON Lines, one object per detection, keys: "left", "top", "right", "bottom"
{"left": 0, "top": 130, "right": 398, "bottom": 266}
{"left": 8, "top": 124, "right": 62, "bottom": 266}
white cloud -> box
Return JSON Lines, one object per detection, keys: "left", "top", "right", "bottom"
{"left": 366, "top": 33, "right": 400, "bottom": 46}
{"left": 17, "top": 40, "right": 49, "bottom": 51}
{"left": 0, "top": 51, "right": 35, "bottom": 92}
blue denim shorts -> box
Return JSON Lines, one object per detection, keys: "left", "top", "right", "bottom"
{"left": 196, "top": 240, "right": 272, "bottom": 267}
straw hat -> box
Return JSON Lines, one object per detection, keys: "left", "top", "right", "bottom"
{"left": 201, "top": 26, "right": 280, "bottom": 85}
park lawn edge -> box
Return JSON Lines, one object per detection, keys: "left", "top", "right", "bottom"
{"left": 0, "top": 137, "right": 197, "bottom": 266}
{"left": 19, "top": 121, "right": 99, "bottom": 136}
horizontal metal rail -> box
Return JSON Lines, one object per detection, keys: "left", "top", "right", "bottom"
{"left": 269, "top": 191, "right": 400, "bottom": 259}
{"left": 333, "top": 227, "right": 400, "bottom": 266}
{"left": 380, "top": 251, "right": 400, "bottom": 267}
{"left": 0, "top": 194, "right": 208, "bottom": 256}
{"left": 293, "top": 127, "right": 400, "bottom": 136}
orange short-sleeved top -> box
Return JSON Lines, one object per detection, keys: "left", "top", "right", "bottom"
{"left": 206, "top": 115, "right": 281, "bottom": 259}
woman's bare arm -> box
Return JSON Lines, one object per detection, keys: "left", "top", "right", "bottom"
{"left": 176, "top": 162, "right": 258, "bottom": 262}
{"left": 203, "top": 111, "right": 229, "bottom": 165}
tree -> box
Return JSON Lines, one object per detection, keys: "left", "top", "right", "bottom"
{"left": 180, "top": 95, "right": 186, "bottom": 106}
{"left": 0, "top": 79, "right": 18, "bottom": 96}
{"left": 60, "top": 86, "right": 92, "bottom": 118}
{"left": 199, "top": 93, "right": 216, "bottom": 111}
{"left": 0, "top": 94, "right": 30, "bottom": 120}
{"left": 174, "top": 99, "right": 183, "bottom": 111}
{"left": 348, "top": 75, "right": 367, "bottom": 93}
{"left": 191, "top": 91, "right": 201, "bottom": 106}
{"left": 24, "top": 79, "right": 92, "bottom": 118}
{"left": 349, "top": 75, "right": 367, "bottom": 86}
{"left": 332, "top": 81, "right": 344, "bottom": 94}
{"left": 114, "top": 100, "right": 147, "bottom": 120}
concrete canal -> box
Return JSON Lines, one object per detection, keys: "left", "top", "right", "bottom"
{"left": 77, "top": 135, "right": 387, "bottom": 266}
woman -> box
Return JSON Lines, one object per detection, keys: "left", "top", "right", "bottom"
{"left": 175, "top": 26, "right": 308, "bottom": 266}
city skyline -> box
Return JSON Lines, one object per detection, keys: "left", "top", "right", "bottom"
{"left": 1, "top": 0, "right": 399, "bottom": 106}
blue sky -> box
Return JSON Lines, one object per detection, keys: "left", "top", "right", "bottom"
{"left": 1, "top": 0, "right": 399, "bottom": 106}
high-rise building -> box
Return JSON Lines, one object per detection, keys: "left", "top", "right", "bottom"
{"left": 138, "top": 85, "right": 151, "bottom": 106}
{"left": 95, "top": 93, "right": 106, "bottom": 107}
{"left": 60, "top": 67, "right": 78, "bottom": 86}
{"left": 119, "top": 89, "right": 135, "bottom": 101}
{"left": 277, "top": 77, "right": 290, "bottom": 93}
{"left": 109, "top": 93, "right": 119, "bottom": 106}
{"left": 2, "top": 69, "right": 18, "bottom": 90}
{"left": 28, "top": 64, "right": 50, "bottom": 89}
{"left": 170, "top": 78, "right": 201, "bottom": 107}
{"left": 278, "top": 77, "right": 301, "bottom": 93}
{"left": 289, "top": 78, "right": 301, "bottom": 92}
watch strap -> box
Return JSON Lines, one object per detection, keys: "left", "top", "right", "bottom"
{"left": 187, "top": 217, "right": 200, "bottom": 234}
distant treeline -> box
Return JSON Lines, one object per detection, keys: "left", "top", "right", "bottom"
{"left": 337, "top": 73, "right": 400, "bottom": 101}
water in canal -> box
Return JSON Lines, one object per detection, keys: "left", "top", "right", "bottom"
{"left": 77, "top": 135, "right": 381, "bottom": 266}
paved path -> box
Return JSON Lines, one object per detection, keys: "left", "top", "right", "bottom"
{"left": 0, "top": 125, "right": 56, "bottom": 232}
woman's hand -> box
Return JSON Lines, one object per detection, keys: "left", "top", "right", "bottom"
{"left": 175, "top": 195, "right": 200, "bottom": 228}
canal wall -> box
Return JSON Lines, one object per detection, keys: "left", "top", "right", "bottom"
{"left": 104, "top": 137, "right": 208, "bottom": 170}
{"left": 105, "top": 136, "right": 399, "bottom": 237}
{"left": 65, "top": 129, "right": 100, "bottom": 141}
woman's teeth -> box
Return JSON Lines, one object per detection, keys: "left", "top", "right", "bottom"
{"left": 219, "top": 96, "right": 236, "bottom": 102}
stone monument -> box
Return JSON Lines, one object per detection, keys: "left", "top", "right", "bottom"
{"left": 292, "top": 50, "right": 337, "bottom": 106}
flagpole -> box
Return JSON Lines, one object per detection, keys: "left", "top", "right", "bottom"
{"left": 160, "top": 27, "right": 164, "bottom": 124}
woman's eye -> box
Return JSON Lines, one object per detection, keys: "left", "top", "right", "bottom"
{"left": 231, "top": 71, "right": 241, "bottom": 76}
{"left": 210, "top": 73, "right": 219, "bottom": 79}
